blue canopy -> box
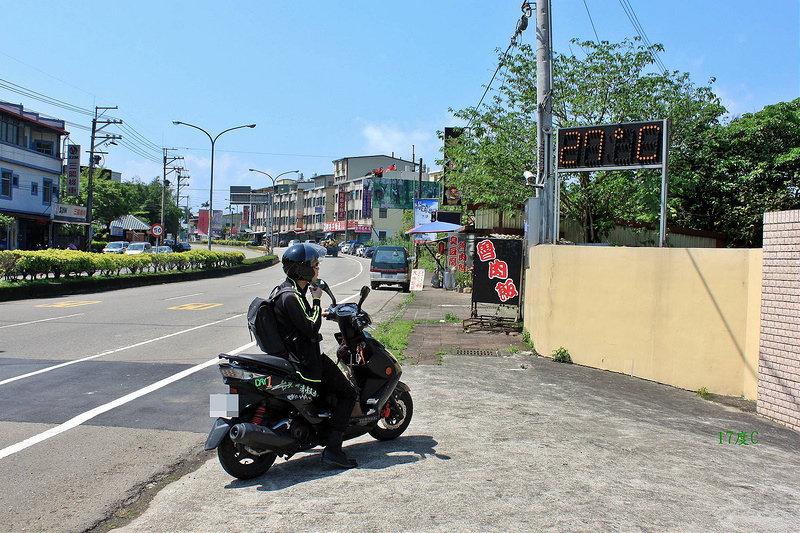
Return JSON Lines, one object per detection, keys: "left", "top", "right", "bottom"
{"left": 405, "top": 221, "right": 464, "bottom": 234}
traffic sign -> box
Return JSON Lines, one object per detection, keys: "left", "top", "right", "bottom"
{"left": 151, "top": 223, "right": 164, "bottom": 237}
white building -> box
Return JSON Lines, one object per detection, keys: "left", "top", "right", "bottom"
{"left": 0, "top": 101, "right": 68, "bottom": 250}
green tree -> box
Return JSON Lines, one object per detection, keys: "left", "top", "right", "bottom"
{"left": 670, "top": 99, "right": 800, "bottom": 247}
{"left": 442, "top": 38, "right": 726, "bottom": 242}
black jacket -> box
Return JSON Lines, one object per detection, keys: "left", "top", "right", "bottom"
{"left": 273, "top": 278, "right": 323, "bottom": 380}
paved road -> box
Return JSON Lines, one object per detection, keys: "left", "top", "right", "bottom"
{"left": 0, "top": 251, "right": 397, "bottom": 533}
{"left": 114, "top": 350, "right": 800, "bottom": 532}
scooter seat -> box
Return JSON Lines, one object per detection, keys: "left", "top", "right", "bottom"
{"left": 223, "top": 353, "right": 297, "bottom": 375}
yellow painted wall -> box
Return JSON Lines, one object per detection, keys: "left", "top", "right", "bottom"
{"left": 524, "top": 246, "right": 762, "bottom": 399}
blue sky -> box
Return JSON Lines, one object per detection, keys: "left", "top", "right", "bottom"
{"left": 1, "top": 1, "right": 797, "bottom": 211}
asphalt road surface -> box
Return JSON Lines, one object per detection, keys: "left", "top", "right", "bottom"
{"left": 0, "top": 251, "right": 399, "bottom": 533}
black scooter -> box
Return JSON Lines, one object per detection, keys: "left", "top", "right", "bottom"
{"left": 205, "top": 283, "right": 413, "bottom": 479}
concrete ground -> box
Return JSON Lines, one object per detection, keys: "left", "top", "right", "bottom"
{"left": 112, "top": 286, "right": 800, "bottom": 533}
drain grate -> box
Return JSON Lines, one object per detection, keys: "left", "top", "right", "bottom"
{"left": 453, "top": 349, "right": 499, "bottom": 357}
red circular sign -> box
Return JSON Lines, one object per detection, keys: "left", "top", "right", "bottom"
{"left": 151, "top": 223, "right": 164, "bottom": 237}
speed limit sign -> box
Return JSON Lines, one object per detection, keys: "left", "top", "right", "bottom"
{"left": 151, "top": 223, "right": 164, "bottom": 238}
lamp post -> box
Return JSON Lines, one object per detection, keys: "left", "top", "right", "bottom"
{"left": 248, "top": 168, "right": 299, "bottom": 251}
{"left": 173, "top": 120, "right": 256, "bottom": 249}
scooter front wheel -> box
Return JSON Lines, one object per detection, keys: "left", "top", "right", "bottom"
{"left": 369, "top": 385, "right": 413, "bottom": 441}
{"left": 218, "top": 433, "right": 276, "bottom": 480}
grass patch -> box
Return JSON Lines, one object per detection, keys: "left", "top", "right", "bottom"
{"left": 371, "top": 319, "right": 415, "bottom": 362}
{"left": 696, "top": 386, "right": 710, "bottom": 399}
{"left": 507, "top": 346, "right": 521, "bottom": 354}
{"left": 444, "top": 312, "right": 460, "bottom": 323}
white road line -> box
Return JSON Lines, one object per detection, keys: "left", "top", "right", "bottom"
{"left": 0, "top": 340, "right": 256, "bottom": 461}
{"left": 238, "top": 282, "right": 261, "bottom": 288}
{"left": 0, "top": 314, "right": 243, "bottom": 387}
{"left": 164, "top": 293, "right": 204, "bottom": 301}
{"left": 0, "top": 313, "right": 85, "bottom": 329}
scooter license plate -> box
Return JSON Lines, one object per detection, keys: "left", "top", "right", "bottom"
{"left": 209, "top": 393, "right": 239, "bottom": 418}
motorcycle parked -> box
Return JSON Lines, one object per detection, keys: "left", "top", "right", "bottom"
{"left": 205, "top": 282, "right": 413, "bottom": 479}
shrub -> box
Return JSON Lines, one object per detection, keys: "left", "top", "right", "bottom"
{"left": 551, "top": 346, "right": 572, "bottom": 363}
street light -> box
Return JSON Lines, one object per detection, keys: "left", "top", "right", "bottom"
{"left": 173, "top": 120, "right": 256, "bottom": 249}
{"left": 248, "top": 168, "right": 299, "bottom": 251}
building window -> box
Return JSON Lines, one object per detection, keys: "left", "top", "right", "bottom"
{"left": 379, "top": 208, "right": 388, "bottom": 219}
{"left": 0, "top": 117, "right": 21, "bottom": 146}
{"left": 1, "top": 170, "right": 11, "bottom": 197}
{"left": 31, "top": 183, "right": 38, "bottom": 195}
{"left": 43, "top": 179, "right": 52, "bottom": 204}
{"left": 33, "top": 139, "right": 54, "bottom": 155}
{"left": 379, "top": 231, "right": 386, "bottom": 241}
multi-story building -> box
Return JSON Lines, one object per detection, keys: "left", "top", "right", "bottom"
{"left": 244, "top": 155, "right": 438, "bottom": 245}
{"left": 0, "top": 101, "right": 68, "bottom": 250}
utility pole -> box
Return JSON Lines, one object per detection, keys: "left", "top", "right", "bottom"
{"left": 85, "top": 106, "right": 122, "bottom": 250}
{"left": 162, "top": 148, "right": 184, "bottom": 245}
{"left": 416, "top": 158, "right": 423, "bottom": 268}
{"left": 536, "top": 0, "right": 555, "bottom": 244}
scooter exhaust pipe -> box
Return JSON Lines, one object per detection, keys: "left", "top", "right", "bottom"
{"left": 229, "top": 423, "right": 297, "bottom": 454}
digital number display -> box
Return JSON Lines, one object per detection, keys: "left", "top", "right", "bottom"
{"left": 557, "top": 120, "right": 664, "bottom": 171}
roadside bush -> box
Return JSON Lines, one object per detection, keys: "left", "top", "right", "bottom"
{"left": 0, "top": 250, "right": 22, "bottom": 280}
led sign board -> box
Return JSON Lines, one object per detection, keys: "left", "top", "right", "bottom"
{"left": 557, "top": 120, "right": 665, "bottom": 172}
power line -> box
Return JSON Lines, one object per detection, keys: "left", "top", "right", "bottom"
{"left": 618, "top": 0, "right": 667, "bottom": 73}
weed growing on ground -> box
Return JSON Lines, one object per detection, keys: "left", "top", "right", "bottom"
{"left": 371, "top": 320, "right": 414, "bottom": 362}
{"left": 697, "top": 386, "right": 710, "bottom": 398}
{"left": 444, "top": 312, "right": 460, "bottom": 322}
{"left": 551, "top": 346, "right": 572, "bottom": 363}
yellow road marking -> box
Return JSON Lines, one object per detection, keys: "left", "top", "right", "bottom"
{"left": 168, "top": 303, "right": 223, "bottom": 311}
{"left": 36, "top": 301, "right": 101, "bottom": 308}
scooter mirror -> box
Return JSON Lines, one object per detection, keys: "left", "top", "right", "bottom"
{"left": 357, "top": 285, "right": 370, "bottom": 310}
{"left": 315, "top": 279, "right": 336, "bottom": 305}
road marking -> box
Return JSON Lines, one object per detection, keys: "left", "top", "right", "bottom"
{"left": 0, "top": 340, "right": 256, "bottom": 461}
{"left": 0, "top": 314, "right": 243, "bottom": 387}
{"left": 167, "top": 303, "right": 223, "bottom": 310}
{"left": 238, "top": 282, "right": 261, "bottom": 288}
{"left": 35, "top": 301, "right": 101, "bottom": 308}
{"left": 0, "top": 313, "right": 84, "bottom": 329}
{"left": 164, "top": 293, "right": 204, "bottom": 301}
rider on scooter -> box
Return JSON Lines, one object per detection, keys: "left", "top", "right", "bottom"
{"left": 273, "top": 243, "right": 359, "bottom": 468}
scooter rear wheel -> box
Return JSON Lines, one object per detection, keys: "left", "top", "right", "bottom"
{"left": 369, "top": 385, "right": 413, "bottom": 441}
{"left": 218, "top": 434, "right": 276, "bottom": 480}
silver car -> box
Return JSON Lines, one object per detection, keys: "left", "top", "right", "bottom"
{"left": 102, "top": 241, "right": 129, "bottom": 254}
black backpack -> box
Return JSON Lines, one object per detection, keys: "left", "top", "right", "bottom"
{"left": 247, "top": 286, "right": 296, "bottom": 355}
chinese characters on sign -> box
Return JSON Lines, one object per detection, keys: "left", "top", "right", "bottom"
{"left": 472, "top": 238, "right": 522, "bottom": 305}
{"left": 67, "top": 144, "right": 80, "bottom": 196}
{"left": 448, "top": 235, "right": 468, "bottom": 272}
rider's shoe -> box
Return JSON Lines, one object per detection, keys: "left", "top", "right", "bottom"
{"left": 322, "top": 448, "right": 358, "bottom": 469}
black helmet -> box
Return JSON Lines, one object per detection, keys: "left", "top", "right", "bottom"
{"left": 282, "top": 243, "right": 327, "bottom": 281}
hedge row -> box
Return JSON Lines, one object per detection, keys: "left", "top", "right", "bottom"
{"left": 0, "top": 249, "right": 246, "bottom": 281}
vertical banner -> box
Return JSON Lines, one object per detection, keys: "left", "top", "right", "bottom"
{"left": 296, "top": 190, "right": 304, "bottom": 229}
{"left": 448, "top": 235, "right": 468, "bottom": 272}
{"left": 413, "top": 198, "right": 438, "bottom": 243}
{"left": 66, "top": 144, "right": 80, "bottom": 196}
{"left": 338, "top": 184, "right": 346, "bottom": 221}
{"left": 241, "top": 206, "right": 250, "bottom": 227}
{"left": 212, "top": 210, "right": 223, "bottom": 235}
{"left": 198, "top": 209, "right": 209, "bottom": 236}
{"left": 362, "top": 178, "right": 373, "bottom": 219}
{"left": 471, "top": 238, "right": 522, "bottom": 306}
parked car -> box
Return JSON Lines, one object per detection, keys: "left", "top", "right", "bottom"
{"left": 370, "top": 245, "right": 411, "bottom": 292}
{"left": 173, "top": 241, "right": 192, "bottom": 252}
{"left": 279, "top": 239, "right": 288, "bottom": 247}
{"left": 102, "top": 241, "right": 129, "bottom": 254}
{"left": 304, "top": 239, "right": 316, "bottom": 244}
{"left": 125, "top": 242, "right": 153, "bottom": 255}
{"left": 354, "top": 243, "right": 366, "bottom": 256}
{"left": 364, "top": 246, "right": 376, "bottom": 258}
{"left": 288, "top": 239, "right": 302, "bottom": 247}
{"left": 155, "top": 246, "right": 173, "bottom": 254}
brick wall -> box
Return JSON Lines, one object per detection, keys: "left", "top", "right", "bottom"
{"left": 758, "top": 210, "right": 800, "bottom": 431}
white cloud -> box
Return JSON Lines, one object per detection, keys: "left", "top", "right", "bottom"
{"left": 358, "top": 119, "right": 445, "bottom": 169}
